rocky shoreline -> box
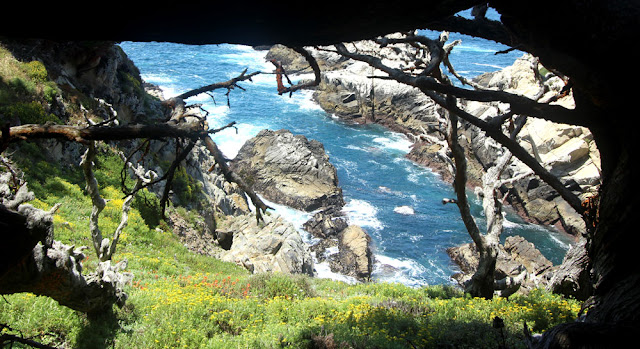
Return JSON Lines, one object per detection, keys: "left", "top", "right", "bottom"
{"left": 2, "top": 38, "right": 590, "bottom": 298}
{"left": 266, "top": 42, "right": 600, "bottom": 237}
{"left": 263, "top": 38, "right": 599, "bottom": 294}
{"left": 94, "top": 39, "right": 596, "bottom": 295}
{"left": 81, "top": 39, "right": 593, "bottom": 294}
{"left": 230, "top": 129, "right": 375, "bottom": 282}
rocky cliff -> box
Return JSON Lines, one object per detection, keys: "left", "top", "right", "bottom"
{"left": 267, "top": 42, "right": 600, "bottom": 236}
{"left": 1, "top": 40, "right": 316, "bottom": 277}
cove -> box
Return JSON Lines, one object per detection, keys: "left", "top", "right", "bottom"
{"left": 119, "top": 40, "right": 575, "bottom": 287}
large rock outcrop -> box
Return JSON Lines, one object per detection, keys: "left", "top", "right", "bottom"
{"left": 269, "top": 42, "right": 599, "bottom": 236}
{"left": 215, "top": 213, "right": 315, "bottom": 276}
{"left": 231, "top": 129, "right": 344, "bottom": 212}
{"left": 447, "top": 235, "right": 556, "bottom": 295}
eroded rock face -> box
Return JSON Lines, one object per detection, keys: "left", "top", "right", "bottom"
{"left": 216, "top": 213, "right": 315, "bottom": 276}
{"left": 447, "top": 235, "right": 557, "bottom": 295}
{"left": 231, "top": 129, "right": 344, "bottom": 212}
{"left": 336, "top": 225, "right": 374, "bottom": 281}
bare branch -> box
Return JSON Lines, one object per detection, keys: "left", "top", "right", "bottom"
{"left": 421, "top": 89, "right": 584, "bottom": 216}
{"left": 173, "top": 68, "right": 260, "bottom": 101}
{"left": 80, "top": 142, "right": 108, "bottom": 260}
{"left": 270, "top": 47, "right": 321, "bottom": 96}
{"left": 5, "top": 122, "right": 207, "bottom": 144}
{"left": 202, "top": 137, "right": 272, "bottom": 222}
{"left": 333, "top": 41, "right": 588, "bottom": 127}
{"left": 159, "top": 139, "right": 197, "bottom": 217}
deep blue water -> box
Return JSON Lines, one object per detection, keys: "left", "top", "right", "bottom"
{"left": 119, "top": 12, "right": 575, "bottom": 286}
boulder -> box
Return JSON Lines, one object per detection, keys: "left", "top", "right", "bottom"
{"left": 547, "top": 238, "right": 592, "bottom": 300}
{"left": 216, "top": 213, "right": 315, "bottom": 276}
{"left": 302, "top": 205, "right": 348, "bottom": 239}
{"left": 333, "top": 225, "right": 374, "bottom": 281}
{"left": 231, "top": 129, "right": 344, "bottom": 212}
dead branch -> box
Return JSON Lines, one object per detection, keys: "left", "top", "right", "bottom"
{"left": 202, "top": 137, "right": 272, "bottom": 222}
{"left": 422, "top": 89, "right": 584, "bottom": 216}
{"left": 332, "top": 42, "right": 588, "bottom": 128}
{"left": 80, "top": 142, "right": 108, "bottom": 260}
{"left": 173, "top": 68, "right": 260, "bottom": 101}
{"left": 159, "top": 139, "right": 197, "bottom": 217}
{"left": 4, "top": 122, "right": 207, "bottom": 144}
{"left": 0, "top": 329, "right": 58, "bottom": 349}
{"left": 270, "top": 47, "right": 321, "bottom": 96}
{"left": 0, "top": 180, "right": 132, "bottom": 315}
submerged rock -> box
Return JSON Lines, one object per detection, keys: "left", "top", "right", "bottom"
{"left": 231, "top": 129, "right": 344, "bottom": 212}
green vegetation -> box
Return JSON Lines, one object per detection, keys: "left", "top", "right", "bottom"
{"left": 0, "top": 44, "right": 63, "bottom": 125}
{"left": 0, "top": 142, "right": 582, "bottom": 349}
{"left": 0, "top": 41, "right": 582, "bottom": 349}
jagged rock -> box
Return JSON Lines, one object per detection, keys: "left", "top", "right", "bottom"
{"left": 547, "top": 238, "right": 592, "bottom": 300}
{"left": 302, "top": 205, "right": 348, "bottom": 239}
{"left": 216, "top": 213, "right": 315, "bottom": 276}
{"left": 504, "top": 236, "right": 554, "bottom": 277}
{"left": 231, "top": 129, "right": 344, "bottom": 212}
{"left": 447, "top": 235, "right": 557, "bottom": 295}
{"left": 332, "top": 225, "right": 374, "bottom": 281}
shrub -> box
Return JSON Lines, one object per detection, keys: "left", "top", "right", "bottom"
{"left": 24, "top": 60, "right": 48, "bottom": 82}
{"left": 3, "top": 101, "right": 60, "bottom": 124}
{"left": 249, "top": 273, "right": 316, "bottom": 299}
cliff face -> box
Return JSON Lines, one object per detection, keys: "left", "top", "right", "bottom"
{"left": 269, "top": 43, "right": 599, "bottom": 236}
{"left": 461, "top": 56, "right": 600, "bottom": 234}
{"left": 1, "top": 40, "right": 317, "bottom": 276}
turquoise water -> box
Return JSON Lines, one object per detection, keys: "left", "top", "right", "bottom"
{"left": 119, "top": 22, "right": 574, "bottom": 286}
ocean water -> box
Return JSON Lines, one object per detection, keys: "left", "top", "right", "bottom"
{"left": 119, "top": 12, "right": 575, "bottom": 286}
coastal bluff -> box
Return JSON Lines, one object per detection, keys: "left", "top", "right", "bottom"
{"left": 267, "top": 42, "right": 600, "bottom": 236}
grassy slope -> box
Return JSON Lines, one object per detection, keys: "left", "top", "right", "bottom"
{"left": 0, "top": 43, "right": 582, "bottom": 349}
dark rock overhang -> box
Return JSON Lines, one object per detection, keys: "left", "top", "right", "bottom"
{"left": 0, "top": 1, "right": 481, "bottom": 46}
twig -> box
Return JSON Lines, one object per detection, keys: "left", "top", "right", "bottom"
{"left": 0, "top": 333, "right": 58, "bottom": 349}
{"left": 159, "top": 139, "right": 197, "bottom": 217}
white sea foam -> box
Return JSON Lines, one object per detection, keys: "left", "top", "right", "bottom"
{"left": 372, "top": 254, "right": 429, "bottom": 287}
{"left": 372, "top": 133, "right": 412, "bottom": 153}
{"left": 220, "top": 44, "right": 271, "bottom": 69}
{"left": 209, "top": 122, "right": 265, "bottom": 159}
{"left": 472, "top": 62, "right": 506, "bottom": 70}
{"left": 342, "top": 199, "right": 383, "bottom": 230}
{"left": 281, "top": 89, "right": 323, "bottom": 111}
{"left": 141, "top": 73, "right": 174, "bottom": 85}
{"left": 314, "top": 261, "right": 359, "bottom": 284}
{"left": 502, "top": 216, "right": 522, "bottom": 229}
{"left": 393, "top": 206, "right": 415, "bottom": 215}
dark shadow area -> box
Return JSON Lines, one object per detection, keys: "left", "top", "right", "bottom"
{"left": 74, "top": 304, "right": 136, "bottom": 349}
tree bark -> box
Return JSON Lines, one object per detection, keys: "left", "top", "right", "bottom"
{"left": 0, "top": 177, "right": 132, "bottom": 315}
